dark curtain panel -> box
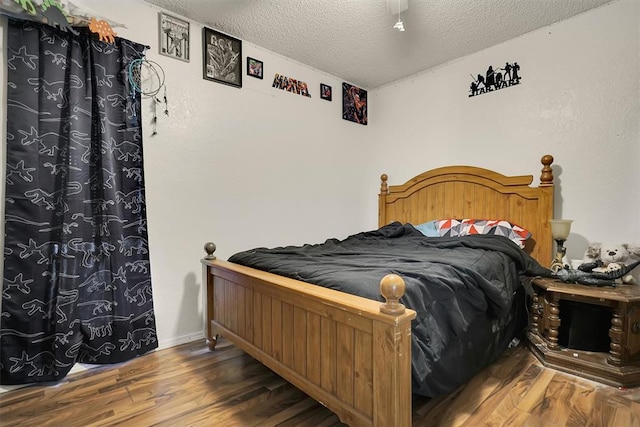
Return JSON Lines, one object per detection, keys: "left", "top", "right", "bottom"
{"left": 1, "top": 20, "right": 157, "bottom": 384}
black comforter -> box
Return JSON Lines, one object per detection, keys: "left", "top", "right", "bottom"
{"left": 229, "top": 222, "right": 549, "bottom": 396}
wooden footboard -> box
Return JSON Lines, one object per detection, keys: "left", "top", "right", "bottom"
{"left": 202, "top": 251, "right": 416, "bottom": 426}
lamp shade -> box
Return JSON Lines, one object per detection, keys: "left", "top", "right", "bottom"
{"left": 549, "top": 219, "right": 573, "bottom": 240}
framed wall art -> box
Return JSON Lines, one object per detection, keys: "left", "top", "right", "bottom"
{"left": 203, "top": 27, "right": 242, "bottom": 88}
{"left": 342, "top": 83, "right": 367, "bottom": 125}
{"left": 247, "top": 57, "right": 263, "bottom": 79}
{"left": 159, "top": 12, "right": 190, "bottom": 62}
{"left": 320, "top": 83, "right": 332, "bottom": 101}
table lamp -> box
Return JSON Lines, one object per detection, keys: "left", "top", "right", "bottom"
{"left": 549, "top": 219, "right": 573, "bottom": 272}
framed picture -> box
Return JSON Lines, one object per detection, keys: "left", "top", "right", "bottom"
{"left": 342, "top": 83, "right": 367, "bottom": 125}
{"left": 247, "top": 57, "right": 263, "bottom": 79}
{"left": 203, "top": 27, "right": 242, "bottom": 88}
{"left": 320, "top": 83, "right": 332, "bottom": 101}
{"left": 159, "top": 12, "right": 190, "bottom": 62}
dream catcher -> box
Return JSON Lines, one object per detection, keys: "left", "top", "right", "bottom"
{"left": 128, "top": 58, "right": 168, "bottom": 136}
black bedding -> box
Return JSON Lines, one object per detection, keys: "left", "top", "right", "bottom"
{"left": 229, "top": 222, "right": 550, "bottom": 396}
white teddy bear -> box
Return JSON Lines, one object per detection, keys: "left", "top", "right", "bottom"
{"left": 582, "top": 242, "right": 640, "bottom": 284}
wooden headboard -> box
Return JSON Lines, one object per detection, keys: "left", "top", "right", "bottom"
{"left": 378, "top": 155, "right": 555, "bottom": 266}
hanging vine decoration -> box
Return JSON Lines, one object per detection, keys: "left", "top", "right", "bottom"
{"left": 4, "top": 0, "right": 122, "bottom": 43}
{"left": 11, "top": 0, "right": 79, "bottom": 35}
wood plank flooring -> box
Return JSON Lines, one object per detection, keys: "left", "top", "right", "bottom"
{"left": 1, "top": 337, "right": 639, "bottom": 426}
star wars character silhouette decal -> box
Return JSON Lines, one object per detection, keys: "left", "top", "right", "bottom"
{"left": 469, "top": 62, "right": 521, "bottom": 97}
{"left": 1, "top": 20, "right": 157, "bottom": 385}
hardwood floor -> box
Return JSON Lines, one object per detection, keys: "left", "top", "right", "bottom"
{"left": 1, "top": 338, "right": 639, "bottom": 426}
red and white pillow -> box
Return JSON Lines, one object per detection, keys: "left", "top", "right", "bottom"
{"left": 434, "top": 219, "right": 531, "bottom": 248}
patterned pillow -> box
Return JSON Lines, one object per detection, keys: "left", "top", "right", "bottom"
{"left": 435, "top": 218, "right": 531, "bottom": 248}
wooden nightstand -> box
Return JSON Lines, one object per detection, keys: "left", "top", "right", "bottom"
{"left": 526, "top": 277, "right": 640, "bottom": 387}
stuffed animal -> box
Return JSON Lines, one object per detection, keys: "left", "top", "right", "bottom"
{"left": 582, "top": 242, "right": 640, "bottom": 284}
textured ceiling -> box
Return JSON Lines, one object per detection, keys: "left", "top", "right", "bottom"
{"left": 143, "top": 0, "right": 615, "bottom": 89}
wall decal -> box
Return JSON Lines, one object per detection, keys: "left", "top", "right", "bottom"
{"left": 89, "top": 17, "right": 116, "bottom": 44}
{"left": 272, "top": 74, "right": 311, "bottom": 97}
{"left": 203, "top": 27, "right": 242, "bottom": 88}
{"left": 469, "top": 62, "right": 521, "bottom": 97}
{"left": 159, "top": 12, "right": 190, "bottom": 62}
{"left": 342, "top": 83, "right": 367, "bottom": 125}
{"left": 320, "top": 83, "right": 332, "bottom": 101}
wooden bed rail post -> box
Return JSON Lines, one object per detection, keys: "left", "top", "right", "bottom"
{"left": 374, "top": 274, "right": 413, "bottom": 426}
{"left": 203, "top": 242, "right": 217, "bottom": 350}
{"left": 204, "top": 242, "right": 217, "bottom": 260}
{"left": 539, "top": 154, "right": 554, "bottom": 186}
{"left": 379, "top": 174, "right": 389, "bottom": 227}
{"left": 379, "top": 274, "right": 406, "bottom": 315}
{"left": 537, "top": 155, "right": 555, "bottom": 266}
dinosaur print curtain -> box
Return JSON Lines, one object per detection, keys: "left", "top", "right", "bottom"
{"left": 1, "top": 20, "right": 157, "bottom": 384}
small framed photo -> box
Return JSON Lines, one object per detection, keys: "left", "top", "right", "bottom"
{"left": 159, "top": 12, "right": 190, "bottom": 62}
{"left": 203, "top": 27, "right": 242, "bottom": 88}
{"left": 320, "top": 83, "right": 332, "bottom": 101}
{"left": 247, "top": 57, "right": 263, "bottom": 79}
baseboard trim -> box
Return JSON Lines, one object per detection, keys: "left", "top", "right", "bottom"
{"left": 158, "top": 332, "right": 205, "bottom": 350}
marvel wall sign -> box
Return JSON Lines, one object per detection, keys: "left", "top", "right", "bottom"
{"left": 469, "top": 62, "right": 521, "bottom": 97}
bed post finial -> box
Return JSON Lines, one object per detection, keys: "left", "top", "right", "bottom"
{"left": 540, "top": 154, "right": 554, "bottom": 186}
{"left": 204, "top": 242, "right": 217, "bottom": 260}
{"left": 379, "top": 274, "right": 406, "bottom": 315}
{"left": 380, "top": 174, "right": 388, "bottom": 195}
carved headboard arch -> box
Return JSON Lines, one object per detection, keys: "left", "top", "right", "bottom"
{"left": 379, "top": 155, "right": 555, "bottom": 265}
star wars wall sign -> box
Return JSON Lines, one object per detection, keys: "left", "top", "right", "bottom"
{"left": 469, "top": 62, "right": 521, "bottom": 97}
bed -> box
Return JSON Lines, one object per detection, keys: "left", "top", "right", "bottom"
{"left": 201, "top": 154, "right": 555, "bottom": 426}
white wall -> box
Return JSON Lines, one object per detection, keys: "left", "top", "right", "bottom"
{"left": 0, "top": 0, "right": 374, "bottom": 349}
{"left": 1, "top": 0, "right": 638, "bottom": 351}
{"left": 370, "top": 0, "right": 639, "bottom": 261}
